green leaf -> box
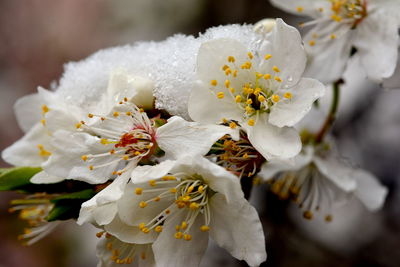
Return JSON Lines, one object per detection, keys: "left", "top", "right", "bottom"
{"left": 0, "top": 167, "right": 42, "bottom": 191}
{"left": 46, "top": 205, "right": 76, "bottom": 222}
{"left": 51, "top": 189, "right": 95, "bottom": 203}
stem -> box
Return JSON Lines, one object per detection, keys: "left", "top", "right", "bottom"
{"left": 315, "top": 79, "right": 342, "bottom": 143}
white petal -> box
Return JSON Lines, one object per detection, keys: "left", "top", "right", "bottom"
{"left": 157, "top": 116, "right": 238, "bottom": 159}
{"left": 45, "top": 109, "right": 80, "bottom": 133}
{"left": 304, "top": 22, "right": 353, "bottom": 84}
{"left": 258, "top": 146, "right": 314, "bottom": 180}
{"left": 30, "top": 171, "right": 64, "bottom": 184}
{"left": 314, "top": 154, "right": 357, "bottom": 192}
{"left": 105, "top": 215, "right": 158, "bottom": 244}
{"left": 259, "top": 19, "right": 307, "bottom": 87}
{"left": 130, "top": 160, "right": 175, "bottom": 184}
{"left": 188, "top": 81, "right": 242, "bottom": 124}
{"left": 152, "top": 210, "right": 209, "bottom": 267}
{"left": 92, "top": 203, "right": 118, "bottom": 226}
{"left": 269, "top": 0, "right": 330, "bottom": 17}
{"left": 209, "top": 194, "right": 266, "bottom": 266}
{"left": 383, "top": 52, "right": 400, "bottom": 89}
{"left": 353, "top": 169, "right": 388, "bottom": 211}
{"left": 354, "top": 11, "right": 399, "bottom": 81}
{"left": 43, "top": 130, "right": 115, "bottom": 184}
{"left": 2, "top": 123, "right": 51, "bottom": 166}
{"left": 14, "top": 93, "right": 42, "bottom": 133}
{"left": 269, "top": 78, "right": 325, "bottom": 127}
{"left": 245, "top": 114, "right": 301, "bottom": 160}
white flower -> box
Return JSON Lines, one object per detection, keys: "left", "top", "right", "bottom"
{"left": 258, "top": 144, "right": 388, "bottom": 220}
{"left": 96, "top": 234, "right": 154, "bottom": 267}
{"left": 383, "top": 47, "right": 400, "bottom": 89}
{"left": 270, "top": 0, "right": 400, "bottom": 83}
{"left": 102, "top": 157, "right": 266, "bottom": 267}
{"left": 189, "top": 19, "right": 325, "bottom": 160}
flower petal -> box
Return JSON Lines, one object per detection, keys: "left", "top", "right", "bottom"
{"left": 353, "top": 169, "right": 388, "bottom": 211}
{"left": 14, "top": 93, "right": 43, "bottom": 133}
{"left": 30, "top": 171, "right": 64, "bottom": 184}
{"left": 152, "top": 209, "right": 209, "bottom": 267}
{"left": 209, "top": 194, "right": 266, "bottom": 266}
{"left": 354, "top": 11, "right": 399, "bottom": 81}
{"left": 259, "top": 18, "right": 307, "bottom": 87}
{"left": 269, "top": 0, "right": 330, "bottom": 17}
{"left": 2, "top": 123, "right": 51, "bottom": 166}
{"left": 157, "top": 116, "right": 238, "bottom": 159}
{"left": 314, "top": 154, "right": 357, "bottom": 192}
{"left": 105, "top": 215, "right": 158, "bottom": 244}
{"left": 130, "top": 160, "right": 175, "bottom": 184}
{"left": 269, "top": 78, "right": 325, "bottom": 127}
{"left": 245, "top": 114, "right": 301, "bottom": 160}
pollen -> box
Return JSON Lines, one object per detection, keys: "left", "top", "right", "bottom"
{"left": 155, "top": 226, "right": 163, "bottom": 233}
{"left": 274, "top": 76, "right": 282, "bottom": 82}
{"left": 123, "top": 155, "right": 129, "bottom": 160}
{"left": 181, "top": 221, "right": 188, "bottom": 230}
{"left": 264, "top": 74, "right": 271, "bottom": 80}
{"left": 149, "top": 180, "right": 156, "bottom": 187}
{"left": 222, "top": 65, "right": 229, "bottom": 71}
{"left": 284, "top": 92, "right": 293, "bottom": 99}
{"left": 227, "top": 56, "right": 235, "bottom": 62}
{"left": 81, "top": 155, "right": 88, "bottom": 161}
{"left": 135, "top": 188, "right": 143, "bottom": 195}
{"left": 272, "top": 66, "right": 280, "bottom": 72}
{"left": 210, "top": 80, "right": 218, "bottom": 86}
{"left": 233, "top": 70, "right": 238, "bottom": 77}
{"left": 255, "top": 72, "right": 263, "bottom": 79}
{"left": 113, "top": 112, "right": 119, "bottom": 117}
{"left": 246, "top": 99, "right": 253, "bottom": 105}
{"left": 247, "top": 52, "right": 254, "bottom": 59}
{"left": 225, "top": 80, "right": 230, "bottom": 88}
{"left": 248, "top": 119, "right": 255, "bottom": 126}
{"left": 139, "top": 201, "right": 147, "bottom": 208}
{"left": 258, "top": 95, "right": 266, "bottom": 102}
{"left": 41, "top": 119, "right": 46, "bottom": 126}
{"left": 189, "top": 202, "right": 199, "bottom": 210}
{"left": 41, "top": 105, "right": 49, "bottom": 114}
{"left": 183, "top": 234, "right": 192, "bottom": 241}
{"left": 303, "top": 210, "right": 313, "bottom": 220}
{"left": 330, "top": 34, "right": 337, "bottom": 39}
{"left": 309, "top": 40, "right": 316, "bottom": 46}
{"left": 225, "top": 68, "right": 232, "bottom": 75}
{"left": 200, "top": 225, "right": 210, "bottom": 232}
{"left": 229, "top": 122, "right": 237, "bottom": 129}
{"left": 87, "top": 113, "right": 94, "bottom": 118}
{"left": 125, "top": 111, "right": 132, "bottom": 116}
{"left": 216, "top": 92, "right": 225, "bottom": 99}
{"left": 198, "top": 185, "right": 204, "bottom": 193}
{"left": 297, "top": 6, "right": 304, "bottom": 12}
{"left": 254, "top": 88, "right": 261, "bottom": 95}
{"left": 170, "top": 188, "right": 177, "bottom": 193}
{"left": 272, "top": 94, "right": 280, "bottom": 102}
{"left": 264, "top": 54, "right": 272, "bottom": 60}
{"left": 100, "top": 138, "right": 109, "bottom": 145}
{"left": 174, "top": 232, "right": 183, "bottom": 239}
{"left": 75, "top": 122, "right": 82, "bottom": 129}
{"left": 89, "top": 165, "right": 94, "bottom": 170}
{"left": 229, "top": 87, "right": 235, "bottom": 93}
{"left": 141, "top": 227, "right": 150, "bottom": 234}
{"left": 235, "top": 95, "right": 242, "bottom": 103}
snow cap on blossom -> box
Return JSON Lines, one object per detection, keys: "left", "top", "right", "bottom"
{"left": 105, "top": 157, "right": 266, "bottom": 267}
{"left": 270, "top": 0, "right": 400, "bottom": 83}
{"left": 189, "top": 18, "right": 325, "bottom": 160}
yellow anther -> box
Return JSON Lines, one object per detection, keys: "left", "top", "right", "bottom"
{"left": 175, "top": 225, "right": 180, "bottom": 231}
{"left": 88, "top": 113, "right": 94, "bottom": 118}
{"left": 125, "top": 111, "right": 132, "bottom": 116}
{"left": 233, "top": 70, "right": 238, "bottom": 77}
{"left": 272, "top": 94, "right": 280, "bottom": 102}
{"left": 243, "top": 153, "right": 249, "bottom": 159}
{"left": 248, "top": 119, "right": 255, "bottom": 126}
{"left": 162, "top": 175, "right": 176, "bottom": 181}
{"left": 149, "top": 180, "right": 156, "bottom": 186}
{"left": 184, "top": 234, "right": 192, "bottom": 241}
{"left": 229, "top": 122, "right": 237, "bottom": 129}
{"left": 113, "top": 112, "right": 119, "bottom": 117}
{"left": 225, "top": 80, "right": 230, "bottom": 88}
{"left": 139, "top": 223, "right": 145, "bottom": 230}
{"left": 330, "top": 34, "right": 337, "bottom": 39}
{"left": 41, "top": 105, "right": 49, "bottom": 114}
{"left": 189, "top": 202, "right": 199, "bottom": 210}
{"left": 264, "top": 74, "right": 271, "bottom": 80}
{"left": 182, "top": 195, "right": 191, "bottom": 202}
{"left": 155, "top": 226, "right": 163, "bottom": 233}
{"left": 96, "top": 231, "right": 105, "bottom": 238}
{"left": 187, "top": 186, "right": 195, "bottom": 193}
{"left": 100, "top": 138, "right": 109, "bottom": 145}
{"left": 216, "top": 92, "right": 225, "bottom": 99}
{"left": 284, "top": 92, "right": 293, "bottom": 99}
{"left": 264, "top": 54, "right": 272, "bottom": 60}
{"left": 309, "top": 40, "right": 316, "bottom": 46}
{"left": 139, "top": 201, "right": 147, "bottom": 208}
{"left": 109, "top": 149, "right": 115, "bottom": 154}
{"left": 256, "top": 72, "right": 263, "bottom": 79}
{"left": 123, "top": 97, "right": 128, "bottom": 102}
{"left": 89, "top": 165, "right": 94, "bottom": 171}
{"left": 198, "top": 185, "right": 204, "bottom": 193}
{"left": 331, "top": 14, "right": 342, "bottom": 22}
{"left": 297, "top": 6, "right": 304, "bottom": 12}
{"left": 41, "top": 119, "right": 46, "bottom": 126}
{"left": 141, "top": 252, "right": 146, "bottom": 260}
{"left": 37, "top": 144, "right": 51, "bottom": 157}
{"left": 272, "top": 66, "right": 280, "bottom": 72}
{"left": 200, "top": 225, "right": 210, "bottom": 232}
{"left": 154, "top": 196, "right": 161, "bottom": 202}
{"left": 75, "top": 123, "right": 82, "bottom": 129}
{"left": 245, "top": 88, "right": 254, "bottom": 94}
{"left": 211, "top": 80, "right": 218, "bottom": 86}
{"left": 134, "top": 151, "right": 141, "bottom": 156}
{"left": 274, "top": 76, "right": 282, "bottom": 82}
{"left": 174, "top": 232, "right": 183, "bottom": 239}
{"left": 235, "top": 95, "right": 242, "bottom": 103}
{"left": 123, "top": 155, "right": 129, "bottom": 160}
{"left": 81, "top": 155, "right": 88, "bottom": 161}
{"left": 141, "top": 227, "right": 150, "bottom": 234}
{"left": 170, "top": 188, "right": 177, "bottom": 193}
{"left": 318, "top": 7, "right": 324, "bottom": 12}
{"left": 135, "top": 188, "right": 143, "bottom": 195}
{"left": 229, "top": 87, "right": 235, "bottom": 93}
{"left": 247, "top": 52, "right": 254, "bottom": 59}
{"left": 254, "top": 88, "right": 261, "bottom": 95}
{"left": 181, "top": 221, "right": 188, "bottom": 230}
{"left": 258, "top": 95, "right": 266, "bottom": 102}
{"left": 325, "top": 215, "right": 333, "bottom": 222}
{"left": 165, "top": 209, "right": 171, "bottom": 214}
{"left": 241, "top": 62, "right": 252, "bottom": 69}
{"left": 225, "top": 68, "right": 232, "bottom": 75}
{"left": 227, "top": 56, "right": 235, "bottom": 62}
{"left": 100, "top": 117, "right": 105, "bottom": 121}
{"left": 222, "top": 65, "right": 229, "bottom": 71}
{"left": 139, "top": 108, "right": 144, "bottom": 113}
{"left": 246, "top": 99, "right": 253, "bottom": 105}
{"left": 245, "top": 106, "right": 254, "bottom": 114}
{"left": 303, "top": 210, "right": 313, "bottom": 220}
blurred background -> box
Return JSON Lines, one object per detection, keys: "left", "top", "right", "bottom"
{"left": 0, "top": 0, "right": 399, "bottom": 266}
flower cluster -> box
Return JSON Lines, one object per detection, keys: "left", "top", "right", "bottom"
{"left": 0, "top": 4, "right": 394, "bottom": 265}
